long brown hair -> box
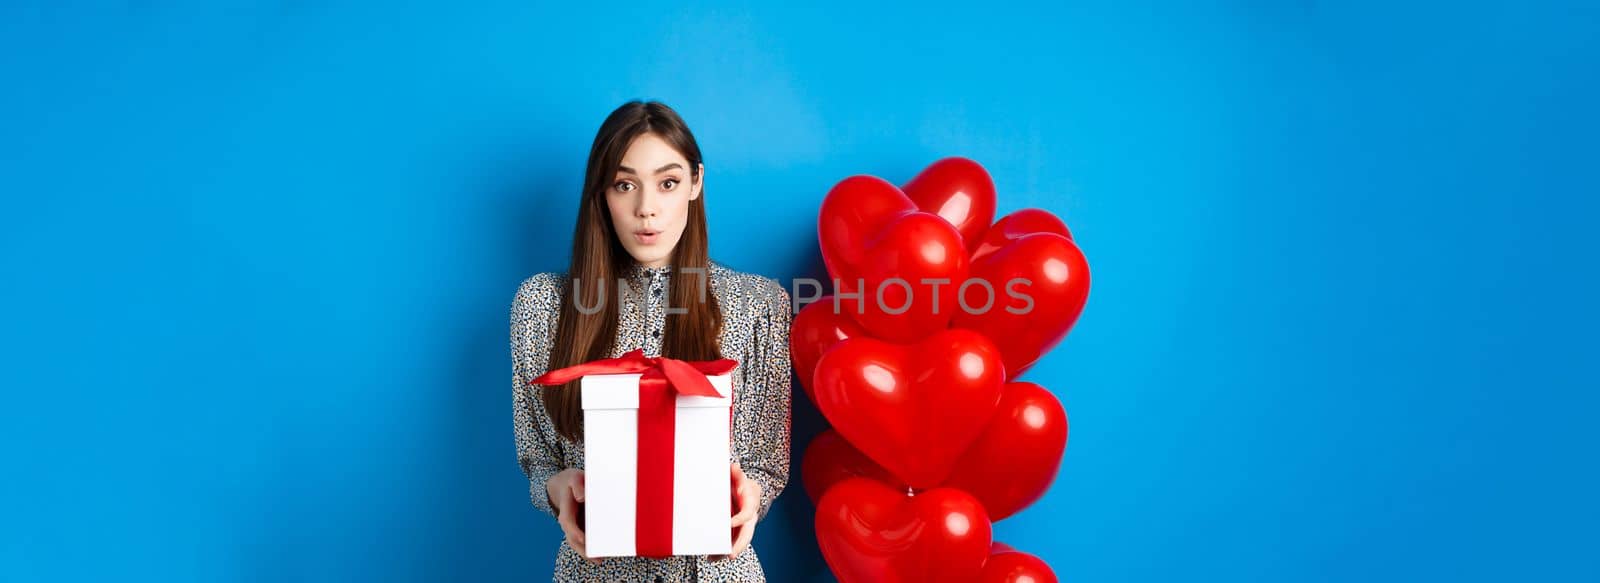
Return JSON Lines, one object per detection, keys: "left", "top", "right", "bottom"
{"left": 541, "top": 101, "right": 724, "bottom": 441}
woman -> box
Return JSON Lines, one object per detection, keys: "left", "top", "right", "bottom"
{"left": 510, "top": 101, "right": 793, "bottom": 582}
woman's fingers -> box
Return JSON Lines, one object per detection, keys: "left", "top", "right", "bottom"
{"left": 549, "top": 470, "right": 601, "bottom": 565}
{"left": 559, "top": 507, "right": 600, "bottom": 566}
{"left": 712, "top": 521, "right": 757, "bottom": 562}
{"left": 730, "top": 465, "right": 761, "bottom": 527}
{"left": 715, "top": 463, "right": 758, "bottom": 563}
{"left": 554, "top": 481, "right": 587, "bottom": 547}
{"left": 572, "top": 471, "right": 586, "bottom": 503}
{"left": 729, "top": 518, "right": 756, "bottom": 559}
{"left": 731, "top": 490, "right": 757, "bottom": 527}
{"left": 566, "top": 533, "right": 603, "bottom": 565}
{"left": 555, "top": 499, "right": 584, "bottom": 547}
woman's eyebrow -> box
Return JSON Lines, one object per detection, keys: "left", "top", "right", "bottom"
{"left": 617, "top": 162, "right": 684, "bottom": 175}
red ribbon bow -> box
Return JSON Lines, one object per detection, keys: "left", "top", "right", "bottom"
{"left": 529, "top": 349, "right": 739, "bottom": 558}
{"left": 528, "top": 348, "right": 739, "bottom": 397}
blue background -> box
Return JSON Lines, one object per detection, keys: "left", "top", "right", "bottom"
{"left": 3, "top": 1, "right": 1596, "bottom": 581}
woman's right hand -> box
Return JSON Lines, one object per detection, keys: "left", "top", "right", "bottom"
{"left": 546, "top": 468, "right": 602, "bottom": 565}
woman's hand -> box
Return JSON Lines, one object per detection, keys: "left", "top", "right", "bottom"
{"left": 547, "top": 468, "right": 602, "bottom": 565}
{"left": 715, "top": 462, "right": 764, "bottom": 562}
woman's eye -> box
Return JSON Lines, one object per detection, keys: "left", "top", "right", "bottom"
{"left": 613, "top": 181, "right": 635, "bottom": 192}
{"left": 661, "top": 179, "right": 678, "bottom": 190}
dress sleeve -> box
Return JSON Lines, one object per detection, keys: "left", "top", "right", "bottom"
{"left": 732, "top": 278, "right": 794, "bottom": 522}
{"left": 511, "top": 274, "right": 566, "bottom": 519}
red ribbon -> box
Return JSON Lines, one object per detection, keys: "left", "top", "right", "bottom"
{"left": 529, "top": 349, "right": 739, "bottom": 558}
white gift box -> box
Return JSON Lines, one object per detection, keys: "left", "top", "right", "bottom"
{"left": 582, "top": 372, "right": 734, "bottom": 558}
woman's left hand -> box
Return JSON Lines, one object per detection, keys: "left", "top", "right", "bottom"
{"left": 717, "top": 462, "right": 763, "bottom": 562}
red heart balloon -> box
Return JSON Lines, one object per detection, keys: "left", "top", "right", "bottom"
{"left": 969, "top": 207, "right": 1074, "bottom": 261}
{"left": 789, "top": 296, "right": 867, "bottom": 406}
{"left": 953, "top": 209, "right": 1090, "bottom": 379}
{"left": 818, "top": 175, "right": 968, "bottom": 343}
{"left": 943, "top": 382, "right": 1069, "bottom": 521}
{"left": 903, "top": 157, "right": 997, "bottom": 253}
{"left": 801, "top": 429, "right": 905, "bottom": 505}
{"left": 980, "top": 544, "right": 1059, "bottom": 583}
{"left": 812, "top": 329, "right": 1006, "bottom": 488}
{"left": 804, "top": 382, "right": 1067, "bottom": 519}
{"left": 816, "top": 477, "right": 993, "bottom": 583}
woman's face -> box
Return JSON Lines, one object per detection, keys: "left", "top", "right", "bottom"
{"left": 606, "top": 132, "right": 703, "bottom": 269}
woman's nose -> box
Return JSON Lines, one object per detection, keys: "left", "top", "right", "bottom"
{"left": 635, "top": 189, "right": 660, "bottom": 218}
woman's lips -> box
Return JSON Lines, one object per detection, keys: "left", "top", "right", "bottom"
{"left": 633, "top": 230, "right": 660, "bottom": 245}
